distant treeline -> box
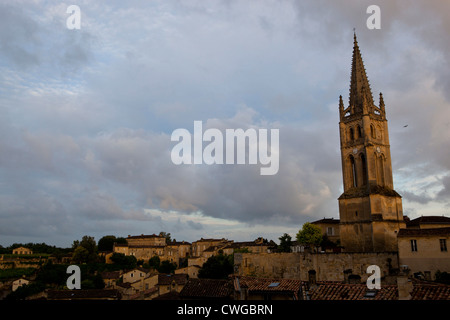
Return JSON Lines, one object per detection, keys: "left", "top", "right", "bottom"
{"left": 0, "top": 243, "right": 72, "bottom": 256}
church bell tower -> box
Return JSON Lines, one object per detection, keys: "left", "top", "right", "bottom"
{"left": 338, "top": 33, "right": 405, "bottom": 252}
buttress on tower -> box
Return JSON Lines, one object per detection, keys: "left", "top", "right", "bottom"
{"left": 338, "top": 33, "right": 405, "bottom": 252}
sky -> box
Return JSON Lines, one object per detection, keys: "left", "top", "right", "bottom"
{"left": 0, "top": 0, "right": 449, "bottom": 248}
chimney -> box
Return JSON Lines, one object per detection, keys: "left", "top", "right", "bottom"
{"left": 397, "top": 266, "right": 413, "bottom": 300}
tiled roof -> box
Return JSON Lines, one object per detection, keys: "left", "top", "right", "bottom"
{"left": 127, "top": 234, "right": 164, "bottom": 239}
{"left": 47, "top": 289, "right": 121, "bottom": 300}
{"left": 101, "top": 271, "right": 121, "bottom": 280}
{"left": 158, "top": 273, "right": 188, "bottom": 286}
{"left": 179, "top": 279, "right": 233, "bottom": 299}
{"left": 153, "top": 291, "right": 181, "bottom": 300}
{"left": 308, "top": 282, "right": 398, "bottom": 300}
{"left": 223, "top": 241, "right": 269, "bottom": 249}
{"left": 193, "top": 238, "right": 228, "bottom": 243}
{"left": 410, "top": 281, "right": 450, "bottom": 300}
{"left": 128, "top": 245, "right": 165, "bottom": 248}
{"left": 203, "top": 246, "right": 220, "bottom": 252}
{"left": 167, "top": 241, "right": 191, "bottom": 246}
{"left": 128, "top": 287, "right": 158, "bottom": 300}
{"left": 398, "top": 227, "right": 450, "bottom": 237}
{"left": 236, "top": 276, "right": 304, "bottom": 294}
{"left": 311, "top": 218, "right": 340, "bottom": 224}
{"left": 123, "top": 267, "right": 150, "bottom": 274}
{"left": 407, "top": 216, "right": 450, "bottom": 227}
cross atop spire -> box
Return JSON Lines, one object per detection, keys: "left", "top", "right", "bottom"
{"left": 349, "top": 32, "right": 374, "bottom": 113}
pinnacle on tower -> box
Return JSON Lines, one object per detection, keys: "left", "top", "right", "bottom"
{"left": 349, "top": 32, "right": 374, "bottom": 113}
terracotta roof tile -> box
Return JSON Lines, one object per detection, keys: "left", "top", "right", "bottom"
{"left": 398, "top": 227, "right": 450, "bottom": 237}
{"left": 47, "top": 289, "right": 121, "bottom": 300}
{"left": 408, "top": 216, "right": 450, "bottom": 227}
{"left": 308, "top": 282, "right": 398, "bottom": 300}
{"left": 158, "top": 273, "right": 188, "bottom": 286}
{"left": 179, "top": 279, "right": 233, "bottom": 299}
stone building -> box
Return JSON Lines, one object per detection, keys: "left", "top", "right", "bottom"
{"left": 12, "top": 247, "right": 32, "bottom": 255}
{"left": 311, "top": 218, "right": 340, "bottom": 244}
{"left": 398, "top": 227, "right": 450, "bottom": 280}
{"left": 337, "top": 33, "right": 405, "bottom": 252}
{"left": 406, "top": 216, "right": 450, "bottom": 229}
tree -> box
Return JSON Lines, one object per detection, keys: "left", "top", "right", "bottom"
{"left": 98, "top": 235, "right": 127, "bottom": 252}
{"left": 278, "top": 233, "right": 293, "bottom": 252}
{"left": 72, "top": 246, "right": 90, "bottom": 264}
{"left": 159, "top": 232, "right": 172, "bottom": 243}
{"left": 158, "top": 260, "right": 177, "bottom": 274}
{"left": 198, "top": 254, "right": 234, "bottom": 279}
{"left": 72, "top": 236, "right": 98, "bottom": 263}
{"left": 148, "top": 256, "right": 161, "bottom": 270}
{"left": 296, "top": 223, "right": 323, "bottom": 248}
{"left": 110, "top": 253, "right": 137, "bottom": 270}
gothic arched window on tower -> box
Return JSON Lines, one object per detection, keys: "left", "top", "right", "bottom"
{"left": 360, "top": 153, "right": 368, "bottom": 186}
{"left": 376, "top": 154, "right": 385, "bottom": 186}
{"left": 357, "top": 125, "right": 362, "bottom": 139}
{"left": 371, "top": 125, "right": 376, "bottom": 139}
{"left": 350, "top": 155, "right": 357, "bottom": 188}
{"left": 349, "top": 128, "right": 355, "bottom": 141}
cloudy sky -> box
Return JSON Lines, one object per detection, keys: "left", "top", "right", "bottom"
{"left": 0, "top": 0, "right": 449, "bottom": 248}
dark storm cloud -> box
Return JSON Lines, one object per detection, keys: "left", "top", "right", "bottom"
{"left": 0, "top": 0, "right": 449, "bottom": 246}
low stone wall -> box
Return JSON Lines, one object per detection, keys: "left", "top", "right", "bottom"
{"left": 234, "top": 251, "right": 399, "bottom": 284}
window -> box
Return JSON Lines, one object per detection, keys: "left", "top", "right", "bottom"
{"left": 440, "top": 239, "right": 447, "bottom": 252}
{"left": 357, "top": 125, "right": 362, "bottom": 139}
{"left": 350, "top": 128, "right": 354, "bottom": 141}
{"left": 360, "top": 153, "right": 368, "bottom": 185}
{"left": 327, "top": 227, "right": 334, "bottom": 236}
{"left": 350, "top": 156, "right": 357, "bottom": 187}
{"left": 410, "top": 239, "right": 418, "bottom": 252}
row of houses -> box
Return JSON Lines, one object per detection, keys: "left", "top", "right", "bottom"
{"left": 37, "top": 274, "right": 450, "bottom": 301}
{"left": 111, "top": 235, "right": 275, "bottom": 270}
{"left": 312, "top": 215, "right": 450, "bottom": 281}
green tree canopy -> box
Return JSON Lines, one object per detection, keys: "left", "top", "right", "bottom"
{"left": 296, "top": 223, "right": 323, "bottom": 247}
{"left": 98, "top": 235, "right": 127, "bottom": 252}
{"left": 148, "top": 256, "right": 161, "bottom": 270}
{"left": 198, "top": 253, "right": 234, "bottom": 279}
{"left": 159, "top": 232, "right": 172, "bottom": 243}
{"left": 278, "top": 233, "right": 293, "bottom": 252}
{"left": 72, "top": 235, "right": 99, "bottom": 263}
{"left": 158, "top": 260, "right": 177, "bottom": 274}
{"left": 110, "top": 252, "right": 137, "bottom": 270}
{"left": 72, "top": 246, "right": 90, "bottom": 264}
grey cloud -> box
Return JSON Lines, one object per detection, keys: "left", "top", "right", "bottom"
{"left": 400, "top": 190, "right": 433, "bottom": 205}
{"left": 187, "top": 220, "right": 204, "bottom": 230}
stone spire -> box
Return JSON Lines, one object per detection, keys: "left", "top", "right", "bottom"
{"left": 349, "top": 32, "right": 374, "bottom": 113}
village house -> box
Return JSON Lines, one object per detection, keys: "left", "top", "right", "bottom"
{"left": 122, "top": 267, "right": 151, "bottom": 284}
{"left": 155, "top": 273, "right": 188, "bottom": 296}
{"left": 311, "top": 218, "right": 341, "bottom": 244}
{"left": 47, "top": 289, "right": 121, "bottom": 300}
{"left": 178, "top": 278, "right": 234, "bottom": 300}
{"left": 405, "top": 216, "right": 450, "bottom": 229}
{"left": 397, "top": 227, "right": 450, "bottom": 281}
{"left": 101, "top": 271, "right": 121, "bottom": 288}
{"left": 191, "top": 238, "right": 231, "bottom": 257}
{"left": 12, "top": 277, "right": 31, "bottom": 292}
{"left": 12, "top": 247, "right": 32, "bottom": 255}
{"left": 233, "top": 276, "right": 304, "bottom": 300}
{"left": 175, "top": 265, "right": 201, "bottom": 278}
